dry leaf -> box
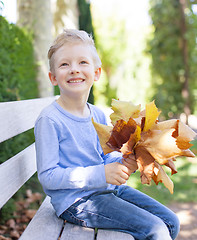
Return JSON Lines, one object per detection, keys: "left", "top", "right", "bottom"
{"left": 92, "top": 118, "right": 113, "bottom": 154}
{"left": 110, "top": 99, "right": 141, "bottom": 125}
{"left": 153, "top": 162, "right": 174, "bottom": 194}
{"left": 92, "top": 99, "right": 196, "bottom": 193}
{"left": 143, "top": 100, "right": 161, "bottom": 132}
{"left": 107, "top": 118, "right": 137, "bottom": 150}
{"left": 135, "top": 146, "right": 155, "bottom": 185}
{"left": 138, "top": 128, "right": 195, "bottom": 165}
{"left": 164, "top": 158, "right": 177, "bottom": 175}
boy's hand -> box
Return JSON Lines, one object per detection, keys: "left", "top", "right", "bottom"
{"left": 104, "top": 162, "right": 130, "bottom": 185}
{"left": 122, "top": 154, "right": 138, "bottom": 174}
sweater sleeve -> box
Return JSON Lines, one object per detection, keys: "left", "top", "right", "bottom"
{"left": 35, "top": 116, "right": 108, "bottom": 191}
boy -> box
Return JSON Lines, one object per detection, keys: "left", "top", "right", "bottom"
{"left": 34, "top": 29, "right": 179, "bottom": 240}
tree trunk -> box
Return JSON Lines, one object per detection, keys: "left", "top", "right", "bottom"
{"left": 179, "top": 0, "right": 191, "bottom": 124}
{"left": 17, "top": 0, "right": 54, "bottom": 97}
{"left": 53, "top": 0, "right": 79, "bottom": 36}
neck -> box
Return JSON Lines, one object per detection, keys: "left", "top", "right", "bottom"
{"left": 57, "top": 95, "right": 90, "bottom": 118}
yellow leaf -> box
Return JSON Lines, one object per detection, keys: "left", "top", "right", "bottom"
{"left": 153, "top": 162, "right": 174, "bottom": 194}
{"left": 143, "top": 100, "right": 161, "bottom": 132}
{"left": 92, "top": 118, "right": 113, "bottom": 155}
{"left": 110, "top": 99, "right": 141, "bottom": 125}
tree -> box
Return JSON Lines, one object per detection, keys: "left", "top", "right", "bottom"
{"left": 147, "top": 0, "right": 197, "bottom": 120}
{"left": 53, "top": 0, "right": 79, "bottom": 36}
{"left": 92, "top": 8, "right": 128, "bottom": 106}
{"left": 78, "top": 0, "right": 95, "bottom": 104}
{"left": 17, "top": 0, "right": 53, "bottom": 97}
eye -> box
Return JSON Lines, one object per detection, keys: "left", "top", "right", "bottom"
{"left": 80, "top": 61, "right": 88, "bottom": 64}
{"left": 61, "top": 63, "right": 69, "bottom": 66}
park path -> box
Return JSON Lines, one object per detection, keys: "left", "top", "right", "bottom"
{"left": 168, "top": 203, "right": 197, "bottom": 240}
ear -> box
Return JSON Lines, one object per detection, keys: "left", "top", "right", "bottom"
{"left": 49, "top": 71, "right": 58, "bottom": 86}
{"left": 94, "top": 68, "right": 101, "bottom": 82}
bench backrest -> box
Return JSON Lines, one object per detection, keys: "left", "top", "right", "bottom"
{"left": 0, "top": 97, "right": 56, "bottom": 209}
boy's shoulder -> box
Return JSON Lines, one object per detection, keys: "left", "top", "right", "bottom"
{"left": 88, "top": 103, "right": 107, "bottom": 125}
{"left": 36, "top": 101, "right": 59, "bottom": 122}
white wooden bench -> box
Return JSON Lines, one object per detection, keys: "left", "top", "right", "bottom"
{"left": 0, "top": 97, "right": 134, "bottom": 240}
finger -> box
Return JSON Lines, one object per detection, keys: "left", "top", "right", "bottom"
{"left": 120, "top": 171, "right": 129, "bottom": 180}
{"left": 115, "top": 177, "right": 127, "bottom": 185}
{"left": 120, "top": 164, "right": 130, "bottom": 176}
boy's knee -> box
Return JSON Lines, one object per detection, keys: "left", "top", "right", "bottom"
{"left": 149, "top": 221, "right": 172, "bottom": 240}
{"left": 168, "top": 213, "right": 180, "bottom": 240}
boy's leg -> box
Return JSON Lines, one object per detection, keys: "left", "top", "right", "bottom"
{"left": 60, "top": 190, "right": 176, "bottom": 240}
{"left": 115, "top": 185, "right": 180, "bottom": 240}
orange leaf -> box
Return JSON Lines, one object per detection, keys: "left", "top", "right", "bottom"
{"left": 164, "top": 158, "right": 177, "bottom": 175}
{"left": 135, "top": 146, "right": 155, "bottom": 185}
{"left": 137, "top": 128, "right": 195, "bottom": 165}
{"left": 153, "top": 162, "right": 174, "bottom": 194}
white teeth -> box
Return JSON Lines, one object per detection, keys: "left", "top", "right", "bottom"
{"left": 69, "top": 79, "right": 83, "bottom": 83}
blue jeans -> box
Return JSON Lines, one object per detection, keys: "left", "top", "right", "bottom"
{"left": 60, "top": 185, "right": 180, "bottom": 240}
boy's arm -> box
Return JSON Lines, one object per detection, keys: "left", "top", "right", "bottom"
{"left": 35, "top": 117, "right": 108, "bottom": 191}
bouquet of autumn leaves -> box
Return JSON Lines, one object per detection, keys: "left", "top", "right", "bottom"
{"left": 92, "top": 99, "right": 196, "bottom": 194}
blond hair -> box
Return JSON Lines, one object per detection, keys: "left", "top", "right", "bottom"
{"left": 48, "top": 29, "right": 101, "bottom": 72}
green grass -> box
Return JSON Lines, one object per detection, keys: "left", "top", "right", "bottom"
{"left": 127, "top": 140, "right": 197, "bottom": 205}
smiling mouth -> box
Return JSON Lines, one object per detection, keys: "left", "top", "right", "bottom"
{"left": 68, "top": 79, "right": 84, "bottom": 83}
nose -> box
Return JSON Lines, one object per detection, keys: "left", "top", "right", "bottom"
{"left": 70, "top": 63, "right": 80, "bottom": 74}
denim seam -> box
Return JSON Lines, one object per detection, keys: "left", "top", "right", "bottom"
{"left": 64, "top": 209, "right": 88, "bottom": 227}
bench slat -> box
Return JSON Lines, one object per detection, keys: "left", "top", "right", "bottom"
{"left": 61, "top": 222, "right": 95, "bottom": 240}
{"left": 0, "top": 96, "right": 56, "bottom": 143}
{"left": 97, "top": 229, "right": 135, "bottom": 240}
{"left": 0, "top": 144, "right": 36, "bottom": 208}
{"left": 19, "top": 196, "right": 64, "bottom": 240}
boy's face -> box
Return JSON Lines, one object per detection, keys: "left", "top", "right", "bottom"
{"left": 49, "top": 43, "right": 101, "bottom": 99}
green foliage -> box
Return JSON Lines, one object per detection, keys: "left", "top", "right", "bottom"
{"left": 0, "top": 17, "right": 39, "bottom": 222}
{"left": 0, "top": 16, "right": 38, "bottom": 101}
{"left": 147, "top": 0, "right": 197, "bottom": 118}
{"left": 0, "top": 16, "right": 38, "bottom": 163}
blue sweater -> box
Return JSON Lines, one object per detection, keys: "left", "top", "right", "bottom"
{"left": 34, "top": 101, "right": 122, "bottom": 216}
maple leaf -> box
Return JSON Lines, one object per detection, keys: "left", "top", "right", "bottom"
{"left": 153, "top": 162, "right": 174, "bottom": 194}
{"left": 143, "top": 100, "right": 161, "bottom": 132}
{"left": 110, "top": 99, "right": 141, "bottom": 125}
{"left": 164, "top": 158, "right": 177, "bottom": 175}
{"left": 135, "top": 146, "right": 155, "bottom": 184}
{"left": 92, "top": 99, "right": 196, "bottom": 194}
{"left": 137, "top": 128, "right": 195, "bottom": 165}
{"left": 107, "top": 117, "right": 137, "bottom": 150}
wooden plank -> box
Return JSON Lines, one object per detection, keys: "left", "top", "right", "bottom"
{"left": 19, "top": 196, "right": 64, "bottom": 240}
{"left": 0, "top": 144, "right": 36, "bottom": 208}
{"left": 61, "top": 222, "right": 95, "bottom": 240}
{"left": 97, "top": 229, "right": 135, "bottom": 240}
{"left": 0, "top": 96, "right": 56, "bottom": 143}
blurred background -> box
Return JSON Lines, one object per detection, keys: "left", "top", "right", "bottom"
{"left": 0, "top": 0, "right": 197, "bottom": 239}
